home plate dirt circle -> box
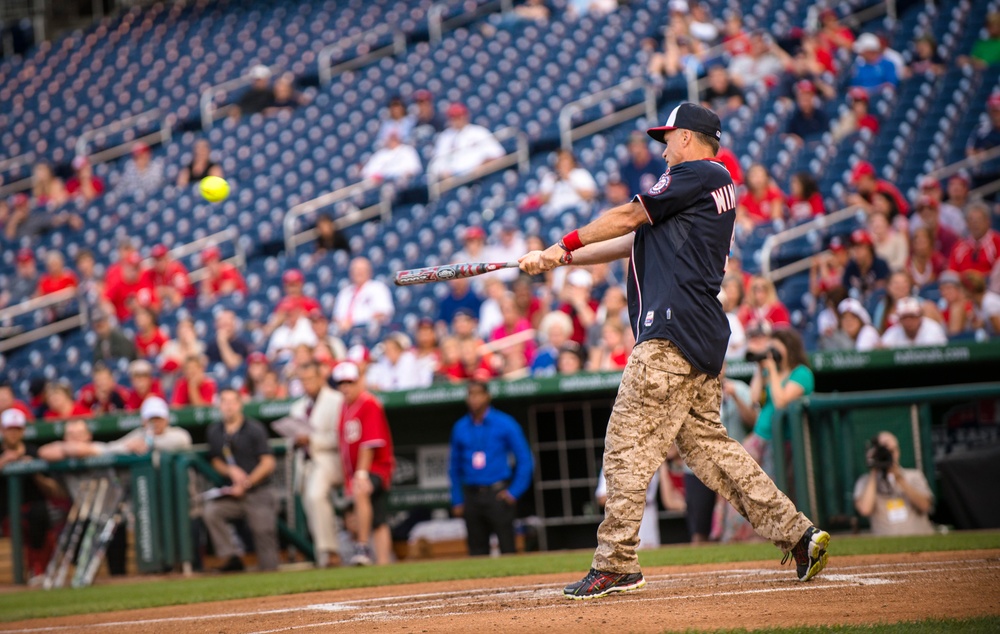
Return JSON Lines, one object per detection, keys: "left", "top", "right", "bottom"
{"left": 3, "top": 550, "right": 999, "bottom": 633}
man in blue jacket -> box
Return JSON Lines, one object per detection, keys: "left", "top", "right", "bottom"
{"left": 449, "top": 380, "right": 534, "bottom": 556}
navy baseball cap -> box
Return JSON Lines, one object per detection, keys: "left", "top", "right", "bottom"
{"left": 647, "top": 103, "right": 722, "bottom": 143}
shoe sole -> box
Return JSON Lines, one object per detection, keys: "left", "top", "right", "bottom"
{"left": 564, "top": 577, "right": 646, "bottom": 600}
{"left": 799, "top": 530, "right": 830, "bottom": 582}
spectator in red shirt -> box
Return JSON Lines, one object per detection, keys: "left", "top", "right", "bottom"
{"left": 557, "top": 269, "right": 599, "bottom": 345}
{"left": 42, "top": 383, "right": 92, "bottom": 420}
{"left": 847, "top": 161, "right": 910, "bottom": 218}
{"left": 949, "top": 203, "right": 1000, "bottom": 275}
{"left": 736, "top": 164, "right": 785, "bottom": 233}
{"left": 103, "top": 251, "right": 159, "bottom": 321}
{"left": 36, "top": 251, "right": 78, "bottom": 297}
{"left": 817, "top": 9, "right": 855, "bottom": 56}
{"left": 511, "top": 277, "right": 543, "bottom": 330}
{"left": 914, "top": 196, "right": 960, "bottom": 260}
{"left": 171, "top": 355, "right": 217, "bottom": 407}
{"left": 124, "top": 359, "right": 165, "bottom": 410}
{"left": 76, "top": 363, "right": 129, "bottom": 415}
{"left": 264, "top": 269, "right": 320, "bottom": 336}
{"left": 333, "top": 361, "right": 395, "bottom": 566}
{"left": 133, "top": 306, "right": 169, "bottom": 359}
{"left": 104, "top": 239, "right": 138, "bottom": 291}
{"left": 143, "top": 244, "right": 193, "bottom": 308}
{"left": 787, "top": 172, "right": 825, "bottom": 221}
{"left": 738, "top": 276, "right": 792, "bottom": 331}
{"left": 715, "top": 146, "right": 744, "bottom": 187}
{"left": 490, "top": 294, "right": 536, "bottom": 367}
{"left": 0, "top": 383, "right": 34, "bottom": 423}
{"left": 199, "top": 246, "right": 247, "bottom": 299}
{"left": 64, "top": 156, "right": 105, "bottom": 202}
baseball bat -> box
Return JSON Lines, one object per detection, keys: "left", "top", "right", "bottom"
{"left": 73, "top": 478, "right": 123, "bottom": 588}
{"left": 393, "top": 262, "right": 520, "bottom": 286}
{"left": 42, "top": 479, "right": 92, "bottom": 590}
{"left": 51, "top": 478, "right": 102, "bottom": 589}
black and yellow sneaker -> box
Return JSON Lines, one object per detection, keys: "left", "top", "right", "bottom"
{"left": 783, "top": 526, "right": 830, "bottom": 582}
{"left": 563, "top": 568, "right": 646, "bottom": 600}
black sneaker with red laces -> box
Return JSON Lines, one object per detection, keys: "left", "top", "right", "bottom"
{"left": 563, "top": 568, "right": 646, "bottom": 600}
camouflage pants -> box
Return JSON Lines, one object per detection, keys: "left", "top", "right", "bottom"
{"left": 593, "top": 339, "right": 812, "bottom": 574}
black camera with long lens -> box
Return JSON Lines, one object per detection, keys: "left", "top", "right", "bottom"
{"left": 867, "top": 436, "right": 894, "bottom": 473}
{"left": 745, "top": 347, "right": 783, "bottom": 365}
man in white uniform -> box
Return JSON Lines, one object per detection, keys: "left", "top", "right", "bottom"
{"left": 291, "top": 361, "right": 344, "bottom": 567}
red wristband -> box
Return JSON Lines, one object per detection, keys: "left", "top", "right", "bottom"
{"left": 562, "top": 230, "right": 583, "bottom": 252}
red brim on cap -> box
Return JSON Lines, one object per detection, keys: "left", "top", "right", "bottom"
{"left": 646, "top": 126, "right": 675, "bottom": 143}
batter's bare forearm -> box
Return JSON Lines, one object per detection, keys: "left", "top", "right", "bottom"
{"left": 570, "top": 234, "right": 635, "bottom": 265}
{"left": 576, "top": 202, "right": 649, "bottom": 245}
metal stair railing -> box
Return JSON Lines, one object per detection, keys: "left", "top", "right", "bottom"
{"left": 558, "top": 77, "right": 658, "bottom": 151}
{"left": 283, "top": 179, "right": 394, "bottom": 256}
{"left": 760, "top": 204, "right": 864, "bottom": 282}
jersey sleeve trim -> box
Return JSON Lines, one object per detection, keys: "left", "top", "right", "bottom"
{"left": 632, "top": 194, "right": 654, "bottom": 225}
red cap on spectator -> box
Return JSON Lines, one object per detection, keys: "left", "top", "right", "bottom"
{"left": 918, "top": 176, "right": 940, "bottom": 190}
{"left": 829, "top": 236, "right": 845, "bottom": 253}
{"left": 247, "top": 351, "right": 268, "bottom": 365}
{"left": 282, "top": 269, "right": 304, "bottom": 285}
{"left": 124, "top": 251, "right": 142, "bottom": 266}
{"left": 464, "top": 226, "right": 486, "bottom": 241}
{"left": 795, "top": 80, "right": 815, "bottom": 94}
{"left": 446, "top": 103, "right": 469, "bottom": 118}
{"left": 132, "top": 141, "right": 150, "bottom": 156}
{"left": 414, "top": 89, "right": 432, "bottom": 101}
{"left": 850, "top": 229, "right": 872, "bottom": 246}
{"left": 16, "top": 248, "right": 34, "bottom": 264}
{"left": 847, "top": 87, "right": 869, "bottom": 102}
{"left": 202, "top": 246, "right": 221, "bottom": 262}
{"left": 850, "top": 161, "right": 876, "bottom": 183}
{"left": 151, "top": 244, "right": 168, "bottom": 258}
{"left": 988, "top": 94, "right": 1000, "bottom": 110}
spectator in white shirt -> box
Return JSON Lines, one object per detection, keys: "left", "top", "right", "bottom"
{"left": 427, "top": 103, "right": 505, "bottom": 180}
{"left": 333, "top": 257, "right": 395, "bottom": 333}
{"left": 491, "top": 220, "right": 528, "bottom": 282}
{"left": 366, "top": 332, "right": 432, "bottom": 391}
{"left": 266, "top": 308, "right": 318, "bottom": 362}
{"left": 838, "top": 298, "right": 881, "bottom": 351}
{"left": 107, "top": 396, "right": 193, "bottom": 454}
{"left": 537, "top": 149, "right": 599, "bottom": 218}
{"left": 361, "top": 131, "right": 422, "bottom": 184}
{"left": 880, "top": 297, "right": 948, "bottom": 348}
{"left": 114, "top": 142, "right": 165, "bottom": 199}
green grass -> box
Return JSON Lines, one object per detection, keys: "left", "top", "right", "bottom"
{"left": 1, "top": 531, "right": 998, "bottom": 623}
{"left": 671, "top": 616, "right": 1000, "bottom": 633}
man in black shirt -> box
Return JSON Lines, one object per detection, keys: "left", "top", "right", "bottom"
{"left": 785, "top": 80, "right": 830, "bottom": 144}
{"left": 232, "top": 65, "right": 275, "bottom": 119}
{"left": 521, "top": 103, "right": 829, "bottom": 599}
{"left": 203, "top": 388, "right": 278, "bottom": 571}
{"left": 699, "top": 64, "right": 744, "bottom": 118}
{"left": 205, "top": 310, "right": 250, "bottom": 371}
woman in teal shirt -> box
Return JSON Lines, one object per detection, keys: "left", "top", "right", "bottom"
{"left": 746, "top": 328, "right": 815, "bottom": 479}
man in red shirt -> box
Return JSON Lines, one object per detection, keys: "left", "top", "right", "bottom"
{"left": 36, "top": 251, "right": 78, "bottom": 297}
{"left": 847, "top": 161, "right": 910, "bottom": 217}
{"left": 143, "top": 244, "right": 193, "bottom": 307}
{"left": 65, "top": 156, "right": 105, "bottom": 202}
{"left": 200, "top": 246, "right": 248, "bottom": 299}
{"left": 104, "top": 251, "right": 159, "bottom": 321}
{"left": 42, "top": 383, "right": 92, "bottom": 420}
{"left": 949, "top": 202, "right": 1000, "bottom": 275}
{"left": 104, "top": 240, "right": 138, "bottom": 291}
{"left": 264, "top": 269, "right": 321, "bottom": 336}
{"left": 333, "top": 362, "right": 395, "bottom": 566}
{"left": 558, "top": 269, "right": 600, "bottom": 345}
{"left": 124, "top": 359, "right": 165, "bottom": 410}
{"left": 0, "top": 383, "right": 34, "bottom": 422}
{"left": 76, "top": 363, "right": 129, "bottom": 415}
{"left": 171, "top": 355, "right": 217, "bottom": 407}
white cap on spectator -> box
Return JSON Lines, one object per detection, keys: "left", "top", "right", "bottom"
{"left": 140, "top": 396, "right": 170, "bottom": 421}
{"left": 837, "top": 298, "right": 872, "bottom": 325}
{"left": 669, "top": 0, "right": 689, "bottom": 13}
{"left": 853, "top": 33, "right": 881, "bottom": 54}
{"left": 249, "top": 65, "right": 271, "bottom": 80}
{"left": 896, "top": 297, "right": 922, "bottom": 317}
{"left": 1, "top": 409, "right": 27, "bottom": 429}
{"left": 566, "top": 269, "right": 593, "bottom": 288}
{"left": 332, "top": 362, "right": 360, "bottom": 384}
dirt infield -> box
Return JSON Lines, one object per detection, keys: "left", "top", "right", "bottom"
{"left": 3, "top": 550, "right": 999, "bottom": 633}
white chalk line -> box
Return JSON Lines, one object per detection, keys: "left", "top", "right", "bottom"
{"left": 2, "top": 558, "right": 993, "bottom": 634}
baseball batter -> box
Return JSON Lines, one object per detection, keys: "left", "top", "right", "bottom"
{"left": 519, "top": 103, "right": 830, "bottom": 599}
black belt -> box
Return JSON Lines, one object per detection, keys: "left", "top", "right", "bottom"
{"left": 464, "top": 481, "right": 508, "bottom": 495}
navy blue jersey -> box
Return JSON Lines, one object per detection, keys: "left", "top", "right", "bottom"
{"left": 629, "top": 159, "right": 736, "bottom": 376}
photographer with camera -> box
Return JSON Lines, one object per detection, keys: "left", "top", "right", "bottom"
{"left": 854, "top": 431, "right": 934, "bottom": 535}
{"left": 746, "top": 328, "right": 815, "bottom": 479}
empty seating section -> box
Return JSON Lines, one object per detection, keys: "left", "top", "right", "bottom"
{"left": 1, "top": 0, "right": 996, "bottom": 393}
